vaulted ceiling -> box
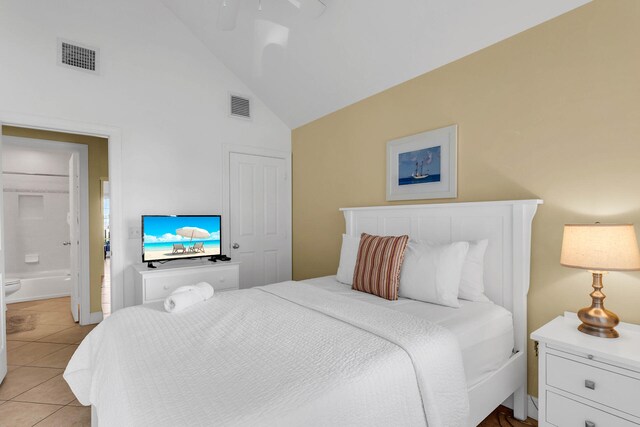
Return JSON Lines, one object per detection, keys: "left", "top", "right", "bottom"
{"left": 162, "top": 0, "right": 591, "bottom": 128}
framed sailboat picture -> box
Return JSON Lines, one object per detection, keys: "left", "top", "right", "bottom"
{"left": 386, "top": 125, "right": 457, "bottom": 201}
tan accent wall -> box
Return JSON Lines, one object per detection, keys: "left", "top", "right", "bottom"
{"left": 292, "top": 0, "right": 640, "bottom": 397}
{"left": 2, "top": 126, "right": 108, "bottom": 314}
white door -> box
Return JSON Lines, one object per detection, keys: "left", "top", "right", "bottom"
{"left": 0, "top": 124, "right": 7, "bottom": 382}
{"left": 229, "top": 153, "right": 290, "bottom": 289}
{"left": 69, "top": 153, "right": 80, "bottom": 322}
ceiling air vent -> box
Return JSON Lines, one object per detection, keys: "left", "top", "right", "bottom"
{"left": 58, "top": 39, "right": 99, "bottom": 74}
{"left": 230, "top": 94, "right": 251, "bottom": 120}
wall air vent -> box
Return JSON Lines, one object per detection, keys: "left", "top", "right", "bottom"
{"left": 58, "top": 39, "right": 99, "bottom": 74}
{"left": 230, "top": 94, "right": 251, "bottom": 120}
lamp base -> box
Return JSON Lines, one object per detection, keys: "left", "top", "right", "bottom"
{"left": 577, "top": 272, "right": 619, "bottom": 339}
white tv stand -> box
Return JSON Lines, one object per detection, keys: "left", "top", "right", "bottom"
{"left": 133, "top": 260, "right": 240, "bottom": 305}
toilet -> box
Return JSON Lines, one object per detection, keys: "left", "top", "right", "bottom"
{"left": 5, "top": 277, "right": 21, "bottom": 297}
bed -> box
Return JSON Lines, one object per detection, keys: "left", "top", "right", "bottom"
{"left": 65, "top": 199, "right": 542, "bottom": 426}
{"left": 338, "top": 199, "right": 542, "bottom": 425}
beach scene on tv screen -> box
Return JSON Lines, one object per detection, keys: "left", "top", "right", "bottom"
{"left": 143, "top": 216, "right": 221, "bottom": 261}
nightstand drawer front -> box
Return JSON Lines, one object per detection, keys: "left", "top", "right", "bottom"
{"left": 547, "top": 391, "right": 639, "bottom": 427}
{"left": 144, "top": 266, "right": 239, "bottom": 302}
{"left": 547, "top": 353, "right": 640, "bottom": 417}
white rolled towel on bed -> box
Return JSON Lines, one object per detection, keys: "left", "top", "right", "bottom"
{"left": 164, "top": 282, "right": 214, "bottom": 313}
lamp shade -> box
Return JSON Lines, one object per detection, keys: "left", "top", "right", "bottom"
{"left": 561, "top": 224, "right": 640, "bottom": 271}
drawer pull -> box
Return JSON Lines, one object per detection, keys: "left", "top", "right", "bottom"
{"left": 585, "top": 421, "right": 595, "bottom": 427}
{"left": 584, "top": 380, "right": 596, "bottom": 390}
{"left": 587, "top": 354, "right": 594, "bottom": 360}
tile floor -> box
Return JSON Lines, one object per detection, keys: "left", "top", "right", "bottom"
{"left": 1, "top": 297, "right": 95, "bottom": 426}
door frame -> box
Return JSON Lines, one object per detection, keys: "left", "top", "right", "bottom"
{"left": 0, "top": 124, "right": 6, "bottom": 382}
{"left": 222, "top": 144, "right": 292, "bottom": 265}
{"left": 0, "top": 111, "right": 124, "bottom": 323}
{"left": 2, "top": 137, "right": 89, "bottom": 321}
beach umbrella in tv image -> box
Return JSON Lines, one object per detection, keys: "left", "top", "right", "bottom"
{"left": 176, "top": 227, "right": 210, "bottom": 242}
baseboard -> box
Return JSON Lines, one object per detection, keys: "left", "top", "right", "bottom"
{"left": 88, "top": 311, "right": 103, "bottom": 325}
{"left": 502, "top": 394, "right": 538, "bottom": 421}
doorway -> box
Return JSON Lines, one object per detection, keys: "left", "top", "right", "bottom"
{"left": 224, "top": 146, "right": 292, "bottom": 289}
{"left": 1, "top": 126, "right": 108, "bottom": 326}
{"left": 101, "top": 178, "right": 110, "bottom": 317}
{"left": 0, "top": 113, "right": 122, "bottom": 385}
{"left": 1, "top": 132, "right": 90, "bottom": 324}
{"left": 1, "top": 138, "right": 86, "bottom": 321}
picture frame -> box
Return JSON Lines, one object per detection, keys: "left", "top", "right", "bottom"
{"left": 386, "top": 124, "right": 457, "bottom": 201}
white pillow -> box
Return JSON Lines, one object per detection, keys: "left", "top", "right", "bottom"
{"left": 458, "top": 239, "right": 491, "bottom": 303}
{"left": 399, "top": 240, "right": 469, "bottom": 308}
{"left": 336, "top": 234, "right": 360, "bottom": 285}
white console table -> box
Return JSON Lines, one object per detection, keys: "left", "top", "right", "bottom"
{"left": 133, "top": 261, "right": 240, "bottom": 305}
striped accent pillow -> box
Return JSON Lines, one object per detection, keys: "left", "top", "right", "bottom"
{"left": 352, "top": 233, "right": 409, "bottom": 300}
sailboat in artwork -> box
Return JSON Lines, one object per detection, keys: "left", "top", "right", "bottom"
{"left": 412, "top": 161, "right": 429, "bottom": 179}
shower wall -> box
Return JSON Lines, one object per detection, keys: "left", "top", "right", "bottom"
{"left": 3, "top": 139, "right": 71, "bottom": 275}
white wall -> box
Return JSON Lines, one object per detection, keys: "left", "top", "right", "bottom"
{"left": 2, "top": 140, "right": 71, "bottom": 276}
{"left": 0, "top": 0, "right": 291, "bottom": 307}
{"left": 2, "top": 143, "right": 71, "bottom": 177}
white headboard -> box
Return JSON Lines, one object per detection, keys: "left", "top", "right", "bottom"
{"left": 340, "top": 199, "right": 542, "bottom": 354}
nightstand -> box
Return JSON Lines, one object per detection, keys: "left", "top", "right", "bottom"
{"left": 531, "top": 313, "right": 640, "bottom": 426}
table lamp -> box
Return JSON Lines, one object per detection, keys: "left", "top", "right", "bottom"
{"left": 560, "top": 224, "right": 640, "bottom": 338}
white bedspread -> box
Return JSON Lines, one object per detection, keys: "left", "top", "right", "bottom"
{"left": 64, "top": 281, "right": 469, "bottom": 426}
{"left": 302, "top": 276, "right": 514, "bottom": 388}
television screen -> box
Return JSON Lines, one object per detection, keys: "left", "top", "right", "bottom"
{"left": 142, "top": 215, "right": 221, "bottom": 262}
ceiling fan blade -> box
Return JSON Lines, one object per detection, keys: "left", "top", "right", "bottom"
{"left": 218, "top": 0, "right": 240, "bottom": 31}
{"left": 288, "top": 0, "right": 326, "bottom": 19}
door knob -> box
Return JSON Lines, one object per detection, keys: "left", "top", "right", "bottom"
{"left": 62, "top": 241, "right": 71, "bottom": 246}
{"left": 232, "top": 243, "right": 240, "bottom": 249}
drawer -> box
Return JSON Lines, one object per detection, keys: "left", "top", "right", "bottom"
{"left": 144, "top": 266, "right": 239, "bottom": 302}
{"left": 547, "top": 353, "right": 640, "bottom": 417}
{"left": 546, "top": 391, "right": 639, "bottom": 427}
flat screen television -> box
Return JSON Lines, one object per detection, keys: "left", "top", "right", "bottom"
{"left": 142, "top": 215, "right": 221, "bottom": 265}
